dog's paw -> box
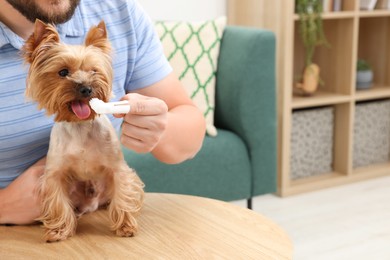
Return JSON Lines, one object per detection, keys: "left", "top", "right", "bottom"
{"left": 45, "top": 229, "right": 72, "bottom": 242}
{"left": 115, "top": 224, "right": 137, "bottom": 237}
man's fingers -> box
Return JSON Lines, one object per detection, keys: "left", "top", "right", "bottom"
{"left": 113, "top": 113, "right": 125, "bottom": 118}
{"left": 120, "top": 125, "right": 157, "bottom": 153}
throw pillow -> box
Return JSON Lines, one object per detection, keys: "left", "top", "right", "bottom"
{"left": 155, "top": 17, "right": 227, "bottom": 136}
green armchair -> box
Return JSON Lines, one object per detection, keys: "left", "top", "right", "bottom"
{"left": 123, "top": 26, "right": 277, "bottom": 207}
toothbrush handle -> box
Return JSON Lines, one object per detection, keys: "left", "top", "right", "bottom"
{"left": 111, "top": 100, "right": 130, "bottom": 106}
{"left": 109, "top": 105, "right": 130, "bottom": 114}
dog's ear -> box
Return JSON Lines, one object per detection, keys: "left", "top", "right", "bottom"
{"left": 85, "top": 20, "right": 111, "bottom": 55}
{"left": 22, "top": 19, "right": 60, "bottom": 63}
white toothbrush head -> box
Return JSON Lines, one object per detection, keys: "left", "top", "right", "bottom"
{"left": 89, "top": 98, "right": 130, "bottom": 114}
{"left": 89, "top": 98, "right": 106, "bottom": 114}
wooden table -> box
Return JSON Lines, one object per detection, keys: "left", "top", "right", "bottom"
{"left": 1, "top": 193, "right": 293, "bottom": 259}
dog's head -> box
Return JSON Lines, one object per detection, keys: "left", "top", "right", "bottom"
{"left": 22, "top": 19, "right": 113, "bottom": 122}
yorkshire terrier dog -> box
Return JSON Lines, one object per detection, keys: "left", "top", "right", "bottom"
{"left": 22, "top": 20, "right": 144, "bottom": 242}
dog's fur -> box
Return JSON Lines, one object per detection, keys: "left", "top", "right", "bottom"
{"left": 22, "top": 20, "right": 144, "bottom": 242}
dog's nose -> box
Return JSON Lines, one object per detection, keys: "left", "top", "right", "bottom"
{"left": 79, "top": 86, "right": 92, "bottom": 98}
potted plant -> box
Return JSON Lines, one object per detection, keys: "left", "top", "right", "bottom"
{"left": 295, "top": 0, "right": 330, "bottom": 96}
{"left": 356, "top": 59, "right": 374, "bottom": 89}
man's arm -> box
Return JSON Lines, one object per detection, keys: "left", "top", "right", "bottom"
{"left": 117, "top": 72, "right": 206, "bottom": 164}
{"left": 0, "top": 158, "right": 45, "bottom": 225}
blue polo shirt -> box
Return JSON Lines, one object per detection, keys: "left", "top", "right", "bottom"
{"left": 0, "top": 0, "right": 172, "bottom": 188}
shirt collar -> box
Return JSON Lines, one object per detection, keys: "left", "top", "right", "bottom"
{"left": 0, "top": 6, "right": 84, "bottom": 50}
{"left": 0, "top": 21, "right": 24, "bottom": 49}
{"left": 0, "top": 24, "right": 6, "bottom": 47}
{"left": 56, "top": 6, "right": 84, "bottom": 38}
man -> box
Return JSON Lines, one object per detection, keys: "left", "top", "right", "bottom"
{"left": 0, "top": 0, "right": 206, "bottom": 224}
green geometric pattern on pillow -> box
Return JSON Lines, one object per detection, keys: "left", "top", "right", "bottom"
{"left": 155, "top": 17, "right": 226, "bottom": 136}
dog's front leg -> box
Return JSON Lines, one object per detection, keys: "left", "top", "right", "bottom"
{"left": 108, "top": 168, "right": 144, "bottom": 237}
{"left": 39, "top": 172, "right": 77, "bottom": 242}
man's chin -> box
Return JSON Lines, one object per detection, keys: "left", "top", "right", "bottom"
{"left": 6, "top": 0, "right": 80, "bottom": 25}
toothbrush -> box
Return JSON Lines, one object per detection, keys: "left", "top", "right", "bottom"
{"left": 89, "top": 98, "right": 131, "bottom": 114}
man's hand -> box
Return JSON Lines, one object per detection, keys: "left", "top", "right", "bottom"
{"left": 114, "top": 93, "right": 169, "bottom": 153}
{"left": 0, "top": 158, "right": 45, "bottom": 225}
{"left": 116, "top": 73, "right": 205, "bottom": 164}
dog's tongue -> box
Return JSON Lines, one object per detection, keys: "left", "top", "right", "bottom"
{"left": 71, "top": 101, "right": 91, "bottom": 120}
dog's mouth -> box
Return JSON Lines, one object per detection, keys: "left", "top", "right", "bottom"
{"left": 70, "top": 100, "right": 91, "bottom": 120}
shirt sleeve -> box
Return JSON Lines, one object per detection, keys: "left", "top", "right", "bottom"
{"left": 125, "top": 0, "right": 172, "bottom": 91}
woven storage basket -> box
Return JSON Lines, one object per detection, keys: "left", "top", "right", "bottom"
{"left": 353, "top": 99, "right": 390, "bottom": 168}
{"left": 290, "top": 107, "right": 334, "bottom": 180}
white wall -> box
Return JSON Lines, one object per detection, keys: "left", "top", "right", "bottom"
{"left": 138, "top": 0, "right": 227, "bottom": 21}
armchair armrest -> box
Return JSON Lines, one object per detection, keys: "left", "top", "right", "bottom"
{"left": 215, "top": 26, "right": 277, "bottom": 196}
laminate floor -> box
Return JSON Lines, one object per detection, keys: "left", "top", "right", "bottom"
{"left": 232, "top": 176, "right": 390, "bottom": 260}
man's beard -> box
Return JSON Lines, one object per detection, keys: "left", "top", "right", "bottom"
{"left": 6, "top": 0, "right": 80, "bottom": 24}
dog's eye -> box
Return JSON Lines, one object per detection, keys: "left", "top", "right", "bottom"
{"left": 58, "top": 69, "right": 69, "bottom": 77}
